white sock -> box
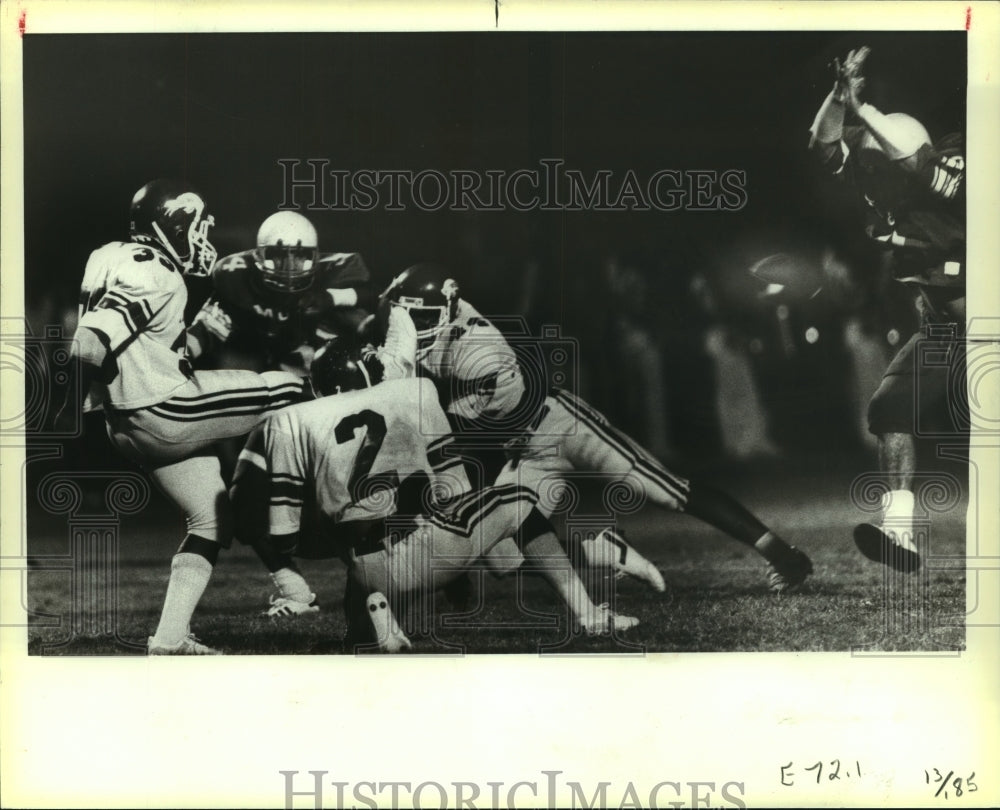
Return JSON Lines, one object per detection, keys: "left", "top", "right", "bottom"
{"left": 881, "top": 489, "right": 916, "bottom": 550}
{"left": 270, "top": 567, "right": 313, "bottom": 603}
{"left": 152, "top": 552, "right": 213, "bottom": 646}
{"left": 581, "top": 530, "right": 619, "bottom": 567}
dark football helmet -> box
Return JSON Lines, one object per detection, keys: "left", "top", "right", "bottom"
{"left": 380, "top": 263, "right": 460, "bottom": 343}
{"left": 310, "top": 336, "right": 385, "bottom": 396}
{"left": 254, "top": 211, "right": 320, "bottom": 293}
{"left": 129, "top": 179, "right": 217, "bottom": 276}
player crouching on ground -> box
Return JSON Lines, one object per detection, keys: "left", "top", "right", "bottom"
{"left": 228, "top": 309, "right": 638, "bottom": 652}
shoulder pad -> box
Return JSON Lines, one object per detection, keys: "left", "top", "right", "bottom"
{"left": 99, "top": 241, "right": 180, "bottom": 281}
{"left": 317, "top": 252, "right": 370, "bottom": 285}
{"left": 212, "top": 250, "right": 252, "bottom": 277}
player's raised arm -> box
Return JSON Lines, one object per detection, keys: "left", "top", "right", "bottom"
{"left": 809, "top": 46, "right": 869, "bottom": 168}
{"left": 298, "top": 251, "right": 377, "bottom": 317}
{"left": 377, "top": 305, "right": 418, "bottom": 380}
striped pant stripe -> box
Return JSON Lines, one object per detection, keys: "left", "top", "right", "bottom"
{"left": 149, "top": 384, "right": 302, "bottom": 422}
{"left": 426, "top": 484, "right": 538, "bottom": 539}
{"left": 553, "top": 389, "right": 689, "bottom": 506}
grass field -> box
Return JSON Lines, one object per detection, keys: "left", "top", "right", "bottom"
{"left": 24, "top": 455, "right": 967, "bottom": 656}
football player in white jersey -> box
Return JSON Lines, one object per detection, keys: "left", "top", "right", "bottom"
{"left": 229, "top": 314, "right": 638, "bottom": 651}
{"left": 378, "top": 263, "right": 813, "bottom": 594}
{"left": 54, "top": 180, "right": 310, "bottom": 654}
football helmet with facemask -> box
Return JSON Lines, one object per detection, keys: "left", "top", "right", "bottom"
{"left": 254, "top": 211, "right": 320, "bottom": 293}
{"left": 858, "top": 112, "right": 931, "bottom": 164}
{"left": 380, "top": 263, "right": 460, "bottom": 344}
{"left": 129, "top": 179, "right": 217, "bottom": 276}
{"left": 856, "top": 113, "right": 933, "bottom": 203}
{"left": 310, "top": 336, "right": 385, "bottom": 396}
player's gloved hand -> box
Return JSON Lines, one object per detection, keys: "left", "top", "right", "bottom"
{"left": 297, "top": 289, "right": 333, "bottom": 318}
{"left": 194, "top": 300, "right": 233, "bottom": 342}
{"left": 831, "top": 46, "right": 868, "bottom": 110}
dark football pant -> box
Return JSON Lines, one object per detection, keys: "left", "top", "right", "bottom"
{"left": 867, "top": 329, "right": 968, "bottom": 437}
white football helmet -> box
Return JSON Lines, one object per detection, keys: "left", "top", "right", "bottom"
{"left": 254, "top": 211, "right": 319, "bottom": 293}
{"left": 859, "top": 113, "right": 931, "bottom": 163}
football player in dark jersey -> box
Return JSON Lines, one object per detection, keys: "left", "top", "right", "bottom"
{"left": 809, "top": 47, "right": 966, "bottom": 572}
{"left": 189, "top": 211, "right": 374, "bottom": 376}
{"left": 187, "top": 211, "right": 376, "bottom": 616}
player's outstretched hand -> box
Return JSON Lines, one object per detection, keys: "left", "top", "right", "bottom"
{"left": 841, "top": 46, "right": 870, "bottom": 77}
{"left": 831, "top": 46, "right": 869, "bottom": 110}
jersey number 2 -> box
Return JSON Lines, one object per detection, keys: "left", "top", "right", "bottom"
{"left": 334, "top": 410, "right": 429, "bottom": 516}
{"left": 334, "top": 410, "right": 387, "bottom": 496}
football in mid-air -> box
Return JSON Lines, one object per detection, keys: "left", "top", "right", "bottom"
{"left": 749, "top": 252, "right": 823, "bottom": 300}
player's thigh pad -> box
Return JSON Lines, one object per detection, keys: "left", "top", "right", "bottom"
{"left": 867, "top": 332, "right": 963, "bottom": 435}
{"left": 106, "top": 369, "right": 303, "bottom": 464}
{"left": 546, "top": 389, "right": 689, "bottom": 509}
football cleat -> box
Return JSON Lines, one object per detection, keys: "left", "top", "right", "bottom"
{"left": 853, "top": 523, "right": 921, "bottom": 573}
{"left": 765, "top": 545, "right": 814, "bottom": 593}
{"left": 264, "top": 593, "right": 320, "bottom": 619}
{"left": 582, "top": 529, "right": 666, "bottom": 593}
{"left": 366, "top": 592, "right": 412, "bottom": 653}
{"left": 147, "top": 633, "right": 222, "bottom": 656}
{"left": 578, "top": 603, "right": 640, "bottom": 636}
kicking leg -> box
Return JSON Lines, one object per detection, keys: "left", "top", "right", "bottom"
{"left": 551, "top": 389, "right": 810, "bottom": 591}
{"left": 683, "top": 482, "right": 812, "bottom": 591}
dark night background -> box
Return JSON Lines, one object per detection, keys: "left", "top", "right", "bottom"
{"left": 23, "top": 31, "right": 966, "bottom": 467}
